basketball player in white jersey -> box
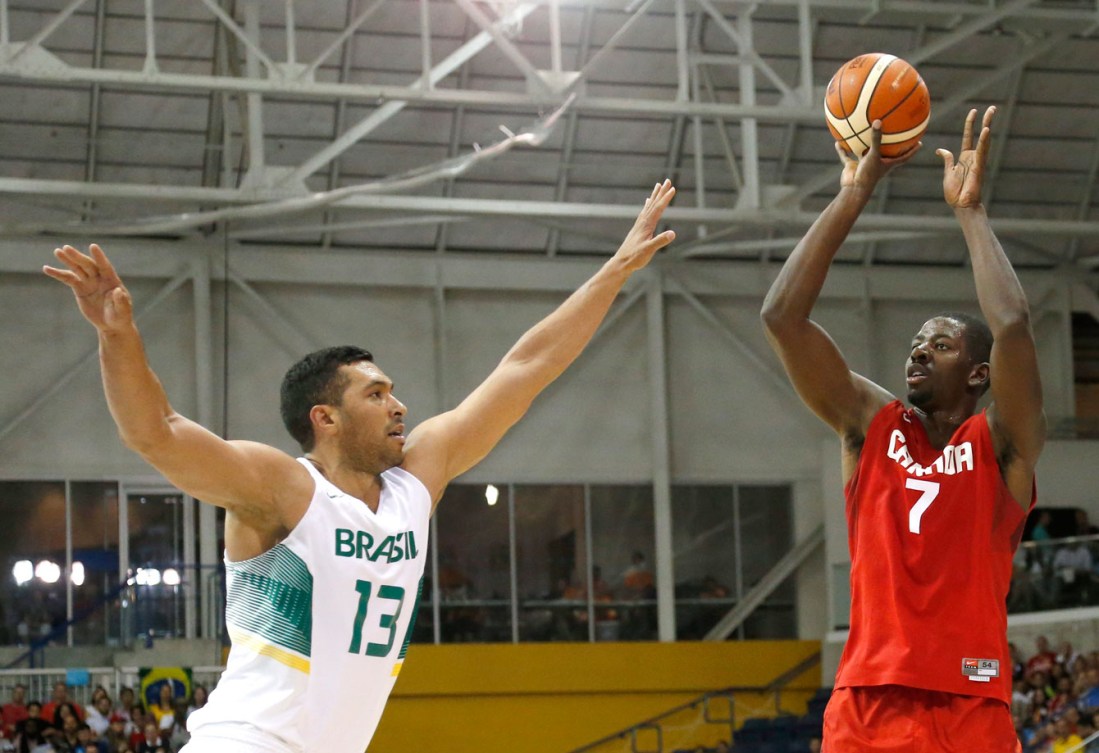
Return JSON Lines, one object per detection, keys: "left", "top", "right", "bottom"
{"left": 43, "top": 180, "right": 676, "bottom": 753}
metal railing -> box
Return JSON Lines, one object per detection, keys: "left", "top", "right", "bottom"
{"left": 567, "top": 651, "right": 821, "bottom": 753}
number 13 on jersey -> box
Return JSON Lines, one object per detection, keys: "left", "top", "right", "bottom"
{"left": 348, "top": 579, "right": 407, "bottom": 658}
{"left": 905, "top": 478, "right": 940, "bottom": 535}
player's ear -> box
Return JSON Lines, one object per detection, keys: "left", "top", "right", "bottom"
{"left": 309, "top": 404, "right": 338, "bottom": 438}
{"left": 969, "top": 362, "right": 990, "bottom": 393}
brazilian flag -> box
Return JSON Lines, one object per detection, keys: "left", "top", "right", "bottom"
{"left": 139, "top": 666, "right": 193, "bottom": 709}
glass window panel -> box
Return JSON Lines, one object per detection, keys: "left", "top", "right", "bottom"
{"left": 434, "top": 484, "right": 512, "bottom": 642}
{"left": 0, "top": 482, "right": 67, "bottom": 646}
{"left": 590, "top": 485, "right": 656, "bottom": 642}
{"left": 71, "top": 482, "right": 119, "bottom": 646}
{"left": 126, "top": 491, "right": 186, "bottom": 640}
{"left": 671, "top": 485, "right": 737, "bottom": 640}
{"left": 738, "top": 485, "right": 796, "bottom": 639}
{"left": 514, "top": 484, "right": 587, "bottom": 642}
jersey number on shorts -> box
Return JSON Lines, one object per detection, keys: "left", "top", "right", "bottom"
{"left": 905, "top": 478, "right": 940, "bottom": 535}
{"left": 348, "top": 579, "right": 406, "bottom": 657}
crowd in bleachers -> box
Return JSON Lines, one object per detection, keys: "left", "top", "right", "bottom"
{"left": 1014, "top": 636, "right": 1099, "bottom": 753}
{"left": 0, "top": 680, "right": 206, "bottom": 753}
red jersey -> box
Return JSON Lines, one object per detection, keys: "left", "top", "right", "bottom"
{"left": 835, "top": 401, "right": 1033, "bottom": 704}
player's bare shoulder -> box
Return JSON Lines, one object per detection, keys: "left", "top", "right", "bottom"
{"left": 222, "top": 439, "right": 315, "bottom": 527}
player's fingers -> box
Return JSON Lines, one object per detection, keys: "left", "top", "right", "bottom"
{"left": 885, "top": 141, "right": 922, "bottom": 165}
{"left": 834, "top": 142, "right": 856, "bottom": 164}
{"left": 961, "top": 108, "right": 977, "bottom": 153}
{"left": 935, "top": 148, "right": 955, "bottom": 171}
{"left": 654, "top": 183, "right": 676, "bottom": 208}
{"left": 88, "top": 243, "right": 119, "bottom": 280}
{"left": 59, "top": 244, "right": 98, "bottom": 278}
{"left": 42, "top": 265, "right": 81, "bottom": 286}
{"left": 975, "top": 126, "right": 992, "bottom": 168}
{"left": 645, "top": 229, "right": 676, "bottom": 253}
{"left": 867, "top": 120, "right": 883, "bottom": 158}
{"left": 982, "top": 105, "right": 996, "bottom": 132}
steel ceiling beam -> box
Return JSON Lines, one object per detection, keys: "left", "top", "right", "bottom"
{"left": 5, "top": 176, "right": 1099, "bottom": 238}
{"left": 279, "top": 4, "right": 544, "bottom": 185}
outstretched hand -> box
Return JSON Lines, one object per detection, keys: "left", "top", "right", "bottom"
{"left": 937, "top": 106, "right": 995, "bottom": 209}
{"left": 837, "top": 121, "right": 921, "bottom": 192}
{"left": 612, "top": 180, "right": 677, "bottom": 272}
{"left": 43, "top": 244, "right": 134, "bottom": 333}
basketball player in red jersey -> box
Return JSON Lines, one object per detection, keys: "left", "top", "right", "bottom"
{"left": 762, "top": 106, "right": 1044, "bottom": 753}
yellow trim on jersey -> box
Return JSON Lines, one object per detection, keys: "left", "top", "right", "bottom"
{"left": 391, "top": 661, "right": 403, "bottom": 678}
{"left": 229, "top": 627, "right": 311, "bottom": 674}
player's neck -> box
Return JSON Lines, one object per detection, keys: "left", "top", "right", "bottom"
{"left": 305, "top": 451, "right": 385, "bottom": 511}
{"left": 911, "top": 401, "right": 977, "bottom": 449}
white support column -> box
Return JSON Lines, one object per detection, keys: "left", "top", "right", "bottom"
{"left": 192, "top": 252, "right": 219, "bottom": 640}
{"left": 645, "top": 268, "right": 675, "bottom": 641}
{"left": 65, "top": 479, "right": 73, "bottom": 647}
{"left": 242, "top": 0, "right": 266, "bottom": 177}
{"left": 737, "top": 9, "right": 760, "bottom": 210}
{"left": 674, "top": 0, "right": 689, "bottom": 102}
{"left": 182, "top": 493, "right": 197, "bottom": 640}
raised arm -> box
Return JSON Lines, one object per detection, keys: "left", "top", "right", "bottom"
{"left": 937, "top": 107, "right": 1045, "bottom": 496}
{"left": 761, "top": 126, "right": 912, "bottom": 438}
{"left": 43, "top": 245, "right": 311, "bottom": 533}
{"left": 402, "top": 180, "right": 677, "bottom": 504}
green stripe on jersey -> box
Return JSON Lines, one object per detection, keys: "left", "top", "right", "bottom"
{"left": 397, "top": 577, "right": 424, "bottom": 660}
{"left": 226, "top": 544, "right": 313, "bottom": 657}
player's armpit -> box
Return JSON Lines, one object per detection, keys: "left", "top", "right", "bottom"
{"left": 986, "top": 325, "right": 1046, "bottom": 468}
{"left": 137, "top": 417, "right": 313, "bottom": 527}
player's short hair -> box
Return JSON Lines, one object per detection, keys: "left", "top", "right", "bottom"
{"left": 934, "top": 311, "right": 993, "bottom": 395}
{"left": 280, "top": 346, "right": 374, "bottom": 451}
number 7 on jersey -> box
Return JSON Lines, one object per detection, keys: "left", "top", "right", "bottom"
{"left": 905, "top": 478, "right": 940, "bottom": 535}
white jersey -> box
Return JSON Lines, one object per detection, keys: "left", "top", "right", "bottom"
{"left": 186, "top": 459, "right": 431, "bottom": 753}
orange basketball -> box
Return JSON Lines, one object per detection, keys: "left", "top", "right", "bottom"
{"left": 825, "top": 52, "right": 930, "bottom": 158}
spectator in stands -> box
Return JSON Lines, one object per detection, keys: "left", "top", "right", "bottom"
{"left": 2, "top": 685, "right": 29, "bottom": 739}
{"left": 621, "top": 551, "right": 655, "bottom": 598}
{"left": 183, "top": 687, "right": 205, "bottom": 722}
{"left": 84, "top": 697, "right": 111, "bottom": 738}
{"left": 41, "top": 685, "right": 83, "bottom": 726}
{"left": 146, "top": 687, "right": 173, "bottom": 732}
{"left": 1078, "top": 669, "right": 1099, "bottom": 711}
{"left": 51, "top": 704, "right": 83, "bottom": 736}
{"left": 126, "top": 708, "right": 145, "bottom": 752}
{"left": 1011, "top": 643, "right": 1029, "bottom": 679}
{"left": 163, "top": 702, "right": 188, "bottom": 752}
{"left": 1052, "top": 716, "right": 1082, "bottom": 753}
{"left": 49, "top": 714, "right": 81, "bottom": 752}
{"left": 1029, "top": 636, "right": 1059, "bottom": 675}
{"left": 1032, "top": 511, "right": 1053, "bottom": 543}
{"left": 1076, "top": 509, "right": 1098, "bottom": 536}
{"left": 133, "top": 722, "right": 160, "bottom": 753}
{"left": 72, "top": 722, "right": 97, "bottom": 753}
{"left": 12, "top": 716, "right": 50, "bottom": 753}
{"left": 103, "top": 714, "right": 128, "bottom": 753}
{"left": 1014, "top": 679, "right": 1033, "bottom": 718}
{"left": 1052, "top": 540, "right": 1095, "bottom": 604}
{"left": 111, "top": 691, "right": 133, "bottom": 726}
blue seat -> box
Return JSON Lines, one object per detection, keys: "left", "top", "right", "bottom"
{"left": 769, "top": 715, "right": 797, "bottom": 738}
{"left": 794, "top": 712, "right": 823, "bottom": 739}
{"left": 737, "top": 717, "right": 772, "bottom": 744}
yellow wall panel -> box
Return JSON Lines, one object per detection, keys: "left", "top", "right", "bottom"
{"left": 369, "top": 641, "right": 821, "bottom": 753}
